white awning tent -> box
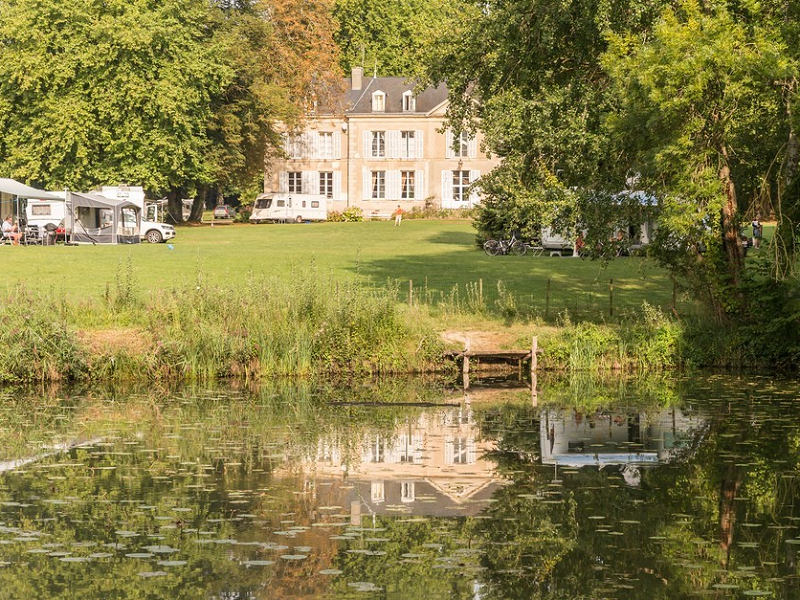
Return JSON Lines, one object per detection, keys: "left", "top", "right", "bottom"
{"left": 66, "top": 191, "right": 141, "bottom": 245}
{"left": 0, "top": 178, "right": 61, "bottom": 200}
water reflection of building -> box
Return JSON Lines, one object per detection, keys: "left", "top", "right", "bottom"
{"left": 540, "top": 407, "right": 704, "bottom": 469}
{"left": 294, "top": 406, "right": 503, "bottom": 517}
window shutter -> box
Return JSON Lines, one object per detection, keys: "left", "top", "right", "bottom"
{"left": 415, "top": 170, "right": 425, "bottom": 200}
{"left": 362, "top": 168, "right": 371, "bottom": 199}
{"left": 363, "top": 131, "right": 371, "bottom": 158}
{"left": 311, "top": 133, "right": 319, "bottom": 160}
{"left": 416, "top": 131, "right": 423, "bottom": 159}
{"left": 441, "top": 170, "right": 453, "bottom": 203}
{"left": 387, "top": 131, "right": 400, "bottom": 159}
{"left": 469, "top": 170, "right": 481, "bottom": 204}
{"left": 304, "top": 171, "right": 319, "bottom": 195}
{"left": 333, "top": 131, "right": 342, "bottom": 160}
{"left": 333, "top": 171, "right": 342, "bottom": 201}
{"left": 388, "top": 171, "right": 400, "bottom": 199}
{"left": 468, "top": 136, "right": 478, "bottom": 159}
{"left": 279, "top": 171, "right": 288, "bottom": 193}
{"left": 445, "top": 130, "right": 454, "bottom": 159}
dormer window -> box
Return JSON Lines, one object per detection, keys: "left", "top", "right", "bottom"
{"left": 402, "top": 91, "right": 415, "bottom": 112}
{"left": 372, "top": 91, "right": 385, "bottom": 112}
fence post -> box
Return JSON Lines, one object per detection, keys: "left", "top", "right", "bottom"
{"left": 462, "top": 338, "right": 471, "bottom": 378}
{"left": 479, "top": 278, "right": 483, "bottom": 306}
{"left": 545, "top": 278, "right": 551, "bottom": 319}
{"left": 531, "top": 336, "right": 538, "bottom": 407}
{"left": 609, "top": 278, "right": 614, "bottom": 317}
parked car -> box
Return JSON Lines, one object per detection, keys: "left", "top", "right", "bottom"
{"left": 214, "top": 204, "right": 236, "bottom": 220}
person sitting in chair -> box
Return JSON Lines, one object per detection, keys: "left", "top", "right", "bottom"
{"left": 2, "top": 216, "right": 22, "bottom": 245}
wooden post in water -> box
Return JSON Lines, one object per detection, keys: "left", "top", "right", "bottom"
{"left": 409, "top": 279, "right": 413, "bottom": 306}
{"left": 462, "top": 338, "right": 471, "bottom": 379}
{"left": 609, "top": 278, "right": 614, "bottom": 317}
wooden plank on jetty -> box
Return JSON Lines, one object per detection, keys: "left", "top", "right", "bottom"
{"left": 444, "top": 336, "right": 541, "bottom": 376}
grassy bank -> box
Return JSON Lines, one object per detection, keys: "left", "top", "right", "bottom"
{"left": 0, "top": 220, "right": 705, "bottom": 382}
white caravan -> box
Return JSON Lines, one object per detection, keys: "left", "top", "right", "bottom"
{"left": 25, "top": 193, "right": 66, "bottom": 232}
{"left": 250, "top": 194, "right": 327, "bottom": 223}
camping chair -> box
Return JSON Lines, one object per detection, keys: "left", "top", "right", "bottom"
{"left": 23, "top": 225, "right": 41, "bottom": 245}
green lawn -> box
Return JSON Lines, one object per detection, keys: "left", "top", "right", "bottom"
{"left": 0, "top": 220, "right": 683, "bottom": 320}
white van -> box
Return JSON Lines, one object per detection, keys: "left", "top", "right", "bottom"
{"left": 250, "top": 194, "right": 327, "bottom": 223}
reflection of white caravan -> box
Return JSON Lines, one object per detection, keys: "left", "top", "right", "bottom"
{"left": 250, "top": 194, "right": 327, "bottom": 223}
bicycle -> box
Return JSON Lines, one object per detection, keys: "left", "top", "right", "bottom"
{"left": 483, "top": 233, "right": 528, "bottom": 256}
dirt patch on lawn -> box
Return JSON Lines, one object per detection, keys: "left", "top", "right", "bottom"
{"left": 77, "top": 328, "right": 153, "bottom": 355}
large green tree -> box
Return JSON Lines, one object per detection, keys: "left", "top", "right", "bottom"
{"left": 0, "top": 0, "right": 341, "bottom": 220}
{"left": 332, "top": 0, "right": 470, "bottom": 76}
{"left": 426, "top": 0, "right": 800, "bottom": 326}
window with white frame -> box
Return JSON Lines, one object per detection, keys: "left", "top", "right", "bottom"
{"left": 454, "top": 131, "right": 470, "bottom": 158}
{"left": 319, "top": 172, "right": 333, "bottom": 198}
{"left": 450, "top": 437, "right": 470, "bottom": 464}
{"left": 371, "top": 131, "right": 386, "bottom": 158}
{"left": 318, "top": 132, "right": 333, "bottom": 159}
{"left": 402, "top": 91, "right": 415, "bottom": 112}
{"left": 401, "top": 171, "right": 415, "bottom": 199}
{"left": 288, "top": 172, "right": 303, "bottom": 193}
{"left": 286, "top": 135, "right": 304, "bottom": 159}
{"left": 452, "top": 170, "right": 470, "bottom": 201}
{"left": 371, "top": 171, "right": 386, "bottom": 199}
{"left": 372, "top": 91, "right": 385, "bottom": 112}
{"left": 367, "top": 436, "right": 387, "bottom": 463}
{"left": 400, "top": 131, "right": 416, "bottom": 159}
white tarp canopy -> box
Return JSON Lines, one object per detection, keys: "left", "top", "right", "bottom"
{"left": 0, "top": 178, "right": 61, "bottom": 200}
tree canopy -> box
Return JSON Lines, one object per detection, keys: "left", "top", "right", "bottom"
{"left": 0, "top": 0, "right": 341, "bottom": 208}
{"left": 426, "top": 0, "right": 800, "bottom": 326}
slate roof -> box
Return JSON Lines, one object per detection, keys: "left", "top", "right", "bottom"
{"left": 345, "top": 75, "right": 448, "bottom": 115}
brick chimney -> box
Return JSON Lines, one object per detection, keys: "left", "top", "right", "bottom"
{"left": 351, "top": 67, "right": 363, "bottom": 91}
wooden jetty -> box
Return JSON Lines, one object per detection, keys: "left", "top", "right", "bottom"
{"left": 445, "top": 336, "right": 541, "bottom": 406}
{"left": 445, "top": 336, "right": 540, "bottom": 377}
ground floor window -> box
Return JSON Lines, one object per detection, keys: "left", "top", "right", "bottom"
{"left": 453, "top": 170, "right": 470, "bottom": 202}
{"left": 401, "top": 171, "right": 415, "bottom": 199}
{"left": 288, "top": 171, "right": 302, "bottom": 193}
{"left": 319, "top": 172, "right": 333, "bottom": 198}
{"left": 371, "top": 171, "right": 386, "bottom": 199}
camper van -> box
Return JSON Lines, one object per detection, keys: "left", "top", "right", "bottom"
{"left": 250, "top": 194, "right": 327, "bottom": 223}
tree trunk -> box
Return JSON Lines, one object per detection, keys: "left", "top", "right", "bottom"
{"left": 718, "top": 463, "right": 742, "bottom": 569}
{"left": 719, "top": 144, "right": 743, "bottom": 282}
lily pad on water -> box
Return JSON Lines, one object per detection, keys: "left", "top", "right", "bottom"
{"left": 243, "top": 560, "right": 275, "bottom": 567}
{"left": 125, "top": 553, "right": 155, "bottom": 559}
{"left": 319, "top": 569, "right": 342, "bottom": 575}
{"left": 281, "top": 554, "right": 308, "bottom": 560}
{"left": 157, "top": 560, "right": 188, "bottom": 567}
{"left": 138, "top": 571, "right": 168, "bottom": 578}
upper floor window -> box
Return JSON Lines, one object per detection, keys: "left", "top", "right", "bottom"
{"left": 402, "top": 91, "right": 415, "bottom": 112}
{"left": 454, "top": 131, "right": 470, "bottom": 158}
{"left": 372, "top": 91, "right": 385, "bottom": 112}
{"left": 400, "top": 131, "right": 416, "bottom": 159}
{"left": 371, "top": 131, "right": 386, "bottom": 158}
{"left": 318, "top": 132, "right": 333, "bottom": 159}
{"left": 285, "top": 134, "right": 304, "bottom": 159}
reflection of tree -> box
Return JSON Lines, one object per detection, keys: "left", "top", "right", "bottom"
{"left": 470, "top": 381, "right": 800, "bottom": 598}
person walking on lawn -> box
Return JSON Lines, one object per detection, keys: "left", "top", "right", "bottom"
{"left": 393, "top": 205, "right": 404, "bottom": 227}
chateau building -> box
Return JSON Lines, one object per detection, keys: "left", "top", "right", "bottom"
{"left": 264, "top": 68, "right": 500, "bottom": 216}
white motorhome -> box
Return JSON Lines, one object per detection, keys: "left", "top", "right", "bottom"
{"left": 250, "top": 194, "right": 327, "bottom": 223}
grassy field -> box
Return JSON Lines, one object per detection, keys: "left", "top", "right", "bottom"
{"left": 0, "top": 219, "right": 683, "bottom": 321}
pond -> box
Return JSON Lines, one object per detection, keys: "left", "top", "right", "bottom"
{"left": 0, "top": 375, "right": 797, "bottom": 598}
